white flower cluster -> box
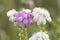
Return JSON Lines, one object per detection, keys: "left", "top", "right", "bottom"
{"left": 7, "top": 9, "right": 17, "bottom": 22}
{"left": 32, "top": 7, "right": 52, "bottom": 25}
{"left": 29, "top": 32, "right": 50, "bottom": 40}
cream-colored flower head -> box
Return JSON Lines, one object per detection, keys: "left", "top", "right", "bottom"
{"left": 7, "top": 9, "right": 17, "bottom": 22}
{"left": 32, "top": 7, "right": 52, "bottom": 25}
{"left": 29, "top": 31, "right": 50, "bottom": 40}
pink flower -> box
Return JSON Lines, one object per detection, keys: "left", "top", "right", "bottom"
{"left": 14, "top": 9, "right": 34, "bottom": 27}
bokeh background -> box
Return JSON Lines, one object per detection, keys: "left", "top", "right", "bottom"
{"left": 0, "top": 0, "right": 60, "bottom": 40}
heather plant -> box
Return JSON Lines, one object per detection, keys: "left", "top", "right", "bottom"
{"left": 7, "top": 7, "right": 52, "bottom": 40}
{"left": 0, "top": 0, "right": 60, "bottom": 40}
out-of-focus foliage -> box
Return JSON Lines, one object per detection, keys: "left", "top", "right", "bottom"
{"left": 0, "top": 0, "right": 60, "bottom": 40}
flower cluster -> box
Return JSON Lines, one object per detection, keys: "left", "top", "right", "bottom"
{"left": 7, "top": 8, "right": 51, "bottom": 40}
{"left": 7, "top": 9, "right": 33, "bottom": 27}
{"left": 7, "top": 7, "right": 52, "bottom": 27}
{"left": 32, "top": 7, "right": 52, "bottom": 25}
{"left": 14, "top": 9, "right": 34, "bottom": 27}
{"left": 29, "top": 32, "right": 50, "bottom": 40}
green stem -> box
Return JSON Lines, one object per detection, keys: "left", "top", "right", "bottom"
{"left": 49, "top": 21, "right": 59, "bottom": 29}
{"left": 19, "top": 26, "right": 28, "bottom": 40}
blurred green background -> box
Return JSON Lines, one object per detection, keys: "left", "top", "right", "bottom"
{"left": 0, "top": 0, "right": 60, "bottom": 40}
